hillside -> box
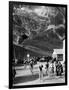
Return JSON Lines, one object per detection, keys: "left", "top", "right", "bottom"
{"left": 13, "top": 5, "right": 65, "bottom": 56}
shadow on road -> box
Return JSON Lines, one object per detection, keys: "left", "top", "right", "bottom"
{"left": 13, "top": 73, "right": 39, "bottom": 84}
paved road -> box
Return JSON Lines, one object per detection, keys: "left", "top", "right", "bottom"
{"left": 13, "top": 62, "right": 65, "bottom": 86}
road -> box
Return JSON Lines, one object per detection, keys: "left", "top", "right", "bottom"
{"left": 13, "top": 62, "right": 65, "bottom": 86}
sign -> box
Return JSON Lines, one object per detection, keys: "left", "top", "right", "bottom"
{"left": 57, "top": 54, "right": 63, "bottom": 61}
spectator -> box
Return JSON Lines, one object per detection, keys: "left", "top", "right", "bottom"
{"left": 51, "top": 63, "right": 54, "bottom": 75}
{"left": 45, "top": 62, "right": 49, "bottom": 75}
{"left": 56, "top": 61, "right": 59, "bottom": 76}
{"left": 56, "top": 61, "right": 63, "bottom": 76}
{"left": 24, "top": 59, "right": 27, "bottom": 69}
{"left": 39, "top": 64, "right": 43, "bottom": 81}
{"left": 12, "top": 66, "right": 16, "bottom": 82}
{"left": 58, "top": 62, "right": 63, "bottom": 76}
{"left": 29, "top": 60, "right": 33, "bottom": 74}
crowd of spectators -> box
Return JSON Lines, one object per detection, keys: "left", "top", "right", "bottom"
{"left": 12, "top": 55, "right": 64, "bottom": 81}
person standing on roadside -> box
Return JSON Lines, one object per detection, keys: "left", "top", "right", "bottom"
{"left": 56, "top": 61, "right": 59, "bottom": 76}
{"left": 24, "top": 59, "right": 27, "bottom": 69}
{"left": 12, "top": 66, "right": 16, "bottom": 82}
{"left": 58, "top": 61, "right": 63, "bottom": 76}
{"left": 30, "top": 60, "right": 33, "bottom": 75}
{"left": 45, "top": 62, "right": 49, "bottom": 76}
{"left": 39, "top": 64, "right": 43, "bottom": 81}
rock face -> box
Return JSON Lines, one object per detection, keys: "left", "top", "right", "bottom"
{"left": 13, "top": 5, "right": 65, "bottom": 55}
